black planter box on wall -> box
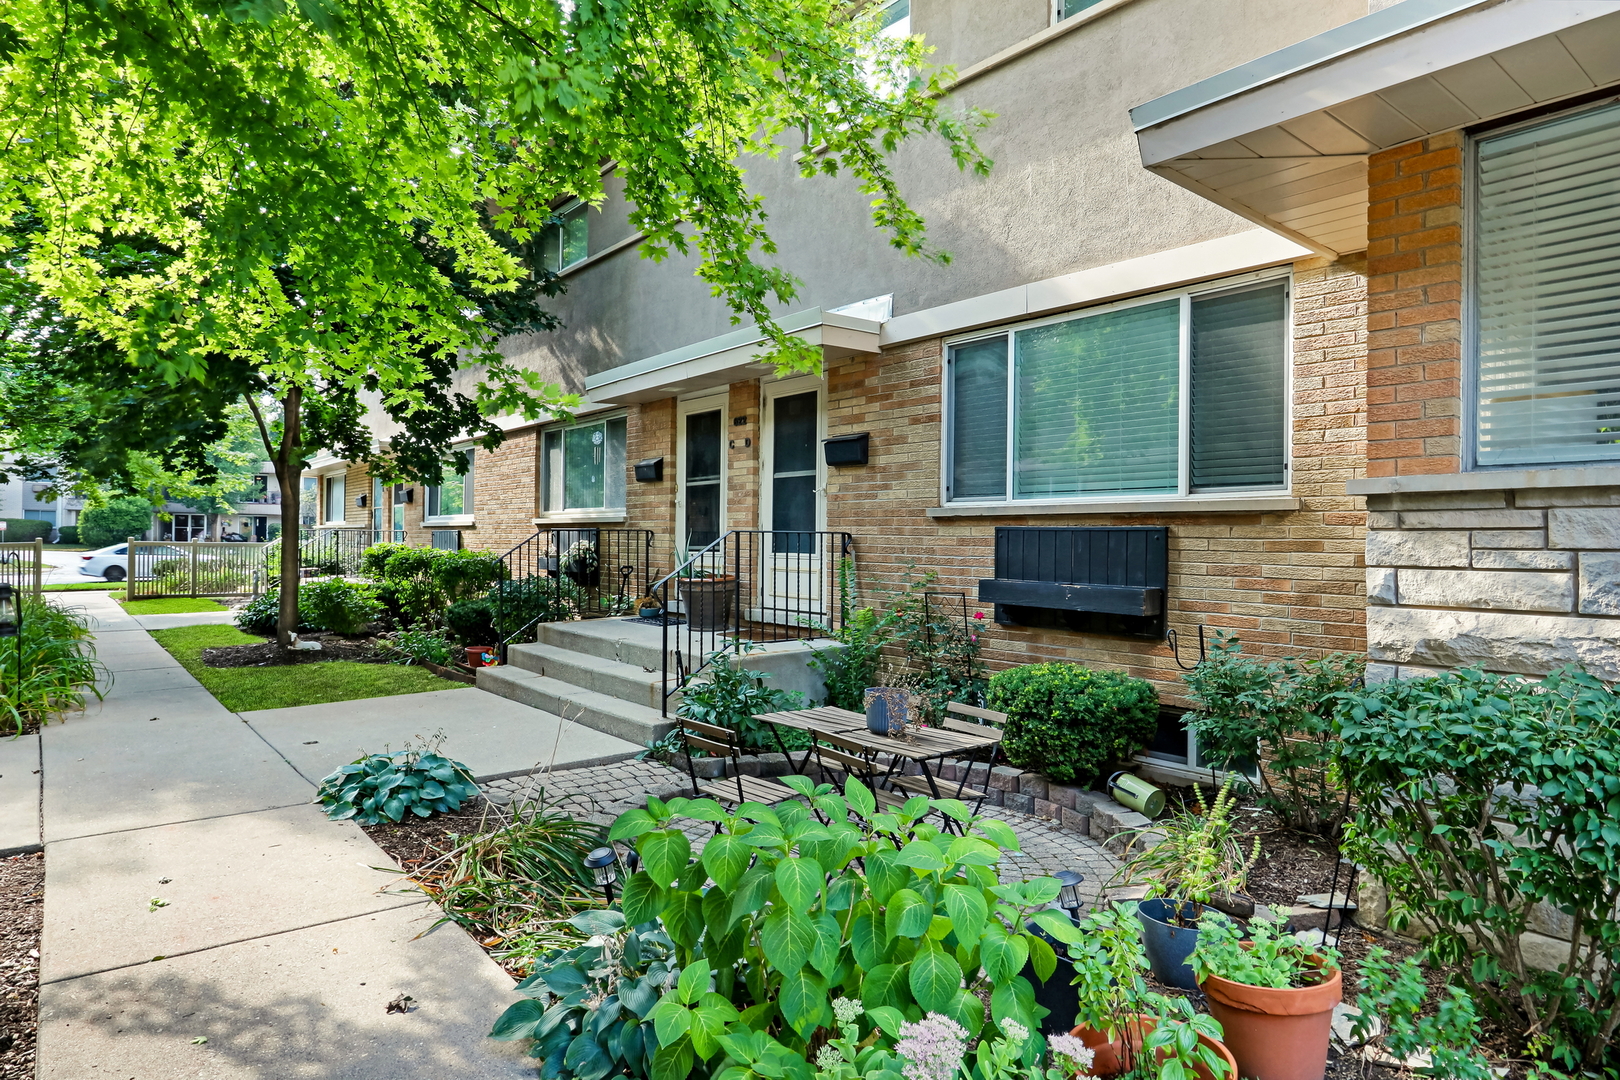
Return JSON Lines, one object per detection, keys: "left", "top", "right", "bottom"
{"left": 978, "top": 525, "right": 1168, "bottom": 639}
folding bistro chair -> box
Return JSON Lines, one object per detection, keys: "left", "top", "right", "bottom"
{"left": 878, "top": 702, "right": 1008, "bottom": 816}
{"left": 679, "top": 717, "right": 797, "bottom": 808}
{"left": 809, "top": 732, "right": 913, "bottom": 812}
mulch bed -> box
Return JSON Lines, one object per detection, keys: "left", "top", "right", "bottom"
{"left": 360, "top": 797, "right": 505, "bottom": 872}
{"left": 0, "top": 852, "right": 43, "bottom": 1080}
{"left": 201, "top": 634, "right": 385, "bottom": 667}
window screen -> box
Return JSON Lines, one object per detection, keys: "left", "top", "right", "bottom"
{"left": 949, "top": 338, "right": 1009, "bottom": 500}
{"left": 542, "top": 416, "right": 627, "bottom": 511}
{"left": 1190, "top": 283, "right": 1288, "bottom": 490}
{"left": 1476, "top": 99, "right": 1620, "bottom": 467}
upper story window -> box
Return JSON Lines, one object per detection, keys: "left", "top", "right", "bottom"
{"left": 946, "top": 276, "right": 1289, "bottom": 503}
{"left": 1473, "top": 98, "right": 1620, "bottom": 469}
{"left": 322, "top": 474, "right": 346, "bottom": 524}
{"left": 539, "top": 200, "right": 589, "bottom": 274}
{"left": 424, "top": 451, "right": 474, "bottom": 521}
{"left": 1053, "top": 0, "right": 1104, "bottom": 20}
{"left": 875, "top": 0, "right": 909, "bottom": 37}
{"left": 542, "top": 415, "right": 628, "bottom": 514}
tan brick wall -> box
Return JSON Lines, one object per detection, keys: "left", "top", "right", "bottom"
{"left": 627, "top": 399, "right": 677, "bottom": 573}
{"left": 458, "top": 431, "right": 539, "bottom": 554}
{"left": 1365, "top": 132, "right": 1463, "bottom": 478}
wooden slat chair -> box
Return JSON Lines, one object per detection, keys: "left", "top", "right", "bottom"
{"left": 680, "top": 717, "right": 797, "bottom": 808}
{"left": 809, "top": 733, "right": 912, "bottom": 812}
{"left": 884, "top": 702, "right": 1008, "bottom": 812}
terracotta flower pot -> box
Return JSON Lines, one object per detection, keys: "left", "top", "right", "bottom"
{"left": 679, "top": 574, "right": 737, "bottom": 631}
{"left": 1200, "top": 958, "right": 1342, "bottom": 1080}
{"left": 1070, "top": 1017, "right": 1237, "bottom": 1080}
{"left": 465, "top": 645, "right": 494, "bottom": 668}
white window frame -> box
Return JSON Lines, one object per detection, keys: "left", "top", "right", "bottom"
{"left": 539, "top": 200, "right": 589, "bottom": 274}
{"left": 423, "top": 450, "right": 476, "bottom": 526}
{"left": 536, "top": 412, "right": 629, "bottom": 524}
{"left": 321, "top": 473, "right": 347, "bottom": 525}
{"left": 940, "top": 268, "right": 1293, "bottom": 508}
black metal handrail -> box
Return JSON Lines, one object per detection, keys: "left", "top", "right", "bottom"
{"left": 495, "top": 528, "right": 655, "bottom": 659}
{"left": 655, "top": 530, "right": 855, "bottom": 716}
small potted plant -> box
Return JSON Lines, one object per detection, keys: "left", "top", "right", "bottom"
{"left": 635, "top": 595, "right": 663, "bottom": 619}
{"left": 558, "top": 540, "right": 600, "bottom": 587}
{"left": 675, "top": 547, "right": 736, "bottom": 631}
{"left": 1066, "top": 903, "right": 1237, "bottom": 1080}
{"left": 1106, "top": 773, "right": 1258, "bottom": 989}
{"left": 1190, "top": 908, "right": 1342, "bottom": 1080}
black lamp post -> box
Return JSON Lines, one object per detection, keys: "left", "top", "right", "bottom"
{"left": 1055, "top": 869, "right": 1085, "bottom": 922}
{"left": 0, "top": 583, "right": 20, "bottom": 702}
{"left": 584, "top": 846, "right": 620, "bottom": 905}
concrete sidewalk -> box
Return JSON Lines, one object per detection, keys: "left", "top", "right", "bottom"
{"left": 34, "top": 590, "right": 630, "bottom": 1077}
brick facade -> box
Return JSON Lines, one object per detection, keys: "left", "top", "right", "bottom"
{"left": 1365, "top": 132, "right": 1463, "bottom": 478}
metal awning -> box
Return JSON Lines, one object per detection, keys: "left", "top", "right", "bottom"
{"left": 1131, "top": 0, "right": 1620, "bottom": 257}
{"left": 584, "top": 308, "right": 882, "bottom": 404}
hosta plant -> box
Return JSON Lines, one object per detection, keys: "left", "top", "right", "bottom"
{"left": 490, "top": 909, "right": 676, "bottom": 1079}
{"left": 315, "top": 736, "right": 478, "bottom": 824}
{"left": 604, "top": 777, "right": 1085, "bottom": 1080}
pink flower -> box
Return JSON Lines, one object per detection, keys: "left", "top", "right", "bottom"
{"left": 1046, "top": 1034, "right": 1096, "bottom": 1078}
{"left": 973, "top": 612, "right": 985, "bottom": 620}
{"left": 894, "top": 1014, "right": 968, "bottom": 1080}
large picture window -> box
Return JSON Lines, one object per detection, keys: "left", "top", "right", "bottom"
{"left": 425, "top": 451, "right": 474, "bottom": 521}
{"left": 1474, "top": 98, "right": 1620, "bottom": 468}
{"left": 542, "top": 416, "right": 628, "bottom": 514}
{"left": 946, "top": 278, "right": 1289, "bottom": 503}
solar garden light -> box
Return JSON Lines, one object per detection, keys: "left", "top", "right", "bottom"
{"left": 1055, "top": 869, "right": 1085, "bottom": 921}
{"left": 0, "top": 584, "right": 18, "bottom": 639}
{"left": 585, "top": 846, "right": 620, "bottom": 905}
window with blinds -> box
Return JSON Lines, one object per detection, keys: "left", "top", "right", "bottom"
{"left": 946, "top": 277, "right": 1289, "bottom": 503}
{"left": 1475, "top": 100, "right": 1620, "bottom": 467}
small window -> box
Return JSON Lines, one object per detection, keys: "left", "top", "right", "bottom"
{"left": 945, "top": 278, "right": 1289, "bottom": 504}
{"left": 539, "top": 201, "right": 589, "bottom": 273}
{"left": 425, "top": 452, "right": 475, "bottom": 520}
{"left": 322, "top": 474, "right": 346, "bottom": 524}
{"left": 1474, "top": 98, "right": 1620, "bottom": 468}
{"left": 542, "top": 416, "right": 628, "bottom": 513}
{"left": 1053, "top": 0, "right": 1104, "bottom": 20}
{"left": 875, "top": 0, "right": 909, "bottom": 36}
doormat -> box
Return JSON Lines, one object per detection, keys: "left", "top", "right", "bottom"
{"left": 623, "top": 614, "right": 686, "bottom": 626}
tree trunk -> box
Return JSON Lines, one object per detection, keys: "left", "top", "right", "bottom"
{"left": 272, "top": 386, "right": 303, "bottom": 649}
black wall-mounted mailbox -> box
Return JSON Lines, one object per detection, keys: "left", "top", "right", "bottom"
{"left": 634, "top": 457, "right": 664, "bottom": 482}
{"left": 823, "top": 432, "right": 870, "bottom": 466}
{"left": 979, "top": 526, "right": 1168, "bottom": 639}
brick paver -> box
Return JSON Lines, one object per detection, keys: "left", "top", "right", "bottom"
{"left": 484, "top": 759, "right": 1119, "bottom": 905}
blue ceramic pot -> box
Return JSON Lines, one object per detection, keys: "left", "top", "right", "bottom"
{"left": 1136, "top": 898, "right": 1202, "bottom": 990}
{"left": 863, "top": 687, "right": 909, "bottom": 736}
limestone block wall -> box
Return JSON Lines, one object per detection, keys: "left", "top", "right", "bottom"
{"left": 1364, "top": 486, "right": 1620, "bottom": 681}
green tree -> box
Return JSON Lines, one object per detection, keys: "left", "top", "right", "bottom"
{"left": 79, "top": 496, "right": 157, "bottom": 549}
{"left": 1, "top": 0, "right": 988, "bottom": 646}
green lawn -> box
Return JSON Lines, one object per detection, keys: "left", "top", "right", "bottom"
{"left": 121, "top": 597, "right": 229, "bottom": 614}
{"left": 43, "top": 582, "right": 123, "bottom": 592}
{"left": 150, "top": 624, "right": 467, "bottom": 712}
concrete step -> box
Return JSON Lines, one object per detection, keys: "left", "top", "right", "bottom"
{"left": 506, "top": 641, "right": 677, "bottom": 712}
{"left": 537, "top": 618, "right": 691, "bottom": 670}
{"left": 476, "top": 665, "right": 674, "bottom": 747}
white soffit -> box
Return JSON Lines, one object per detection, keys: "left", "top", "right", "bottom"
{"left": 1131, "top": 0, "right": 1620, "bottom": 257}
{"left": 584, "top": 309, "right": 881, "bottom": 404}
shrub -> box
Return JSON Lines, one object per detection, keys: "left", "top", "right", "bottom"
{"left": 0, "top": 518, "right": 52, "bottom": 543}
{"left": 444, "top": 597, "right": 497, "bottom": 645}
{"left": 379, "top": 625, "right": 455, "bottom": 667}
{"left": 489, "top": 574, "right": 579, "bottom": 641}
{"left": 598, "top": 781, "right": 1079, "bottom": 1072}
{"left": 1181, "top": 632, "right": 1363, "bottom": 837}
{"left": 987, "top": 663, "right": 1157, "bottom": 786}
{"left": 1350, "top": 948, "right": 1500, "bottom": 1080}
{"left": 362, "top": 545, "right": 507, "bottom": 625}
{"left": 0, "top": 598, "right": 104, "bottom": 734}
{"left": 315, "top": 736, "right": 478, "bottom": 824}
{"left": 234, "top": 590, "right": 284, "bottom": 635}
{"left": 56, "top": 525, "right": 79, "bottom": 543}
{"left": 79, "top": 496, "right": 154, "bottom": 548}
{"left": 678, "top": 647, "right": 809, "bottom": 751}
{"left": 299, "top": 577, "right": 383, "bottom": 635}
{"left": 1336, "top": 667, "right": 1620, "bottom": 1071}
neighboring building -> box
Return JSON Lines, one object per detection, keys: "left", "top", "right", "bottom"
{"left": 310, "top": 0, "right": 1388, "bottom": 778}
{"left": 0, "top": 465, "right": 86, "bottom": 536}
{"left": 152, "top": 466, "right": 284, "bottom": 542}
{"left": 1131, "top": 0, "right": 1620, "bottom": 681}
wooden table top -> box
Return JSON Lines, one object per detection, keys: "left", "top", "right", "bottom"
{"left": 752, "top": 706, "right": 1001, "bottom": 760}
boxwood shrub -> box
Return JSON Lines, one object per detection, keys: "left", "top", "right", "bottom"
{"left": 987, "top": 662, "right": 1158, "bottom": 786}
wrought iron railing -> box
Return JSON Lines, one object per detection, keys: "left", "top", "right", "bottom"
{"left": 652, "top": 530, "right": 854, "bottom": 716}
{"left": 262, "top": 528, "right": 388, "bottom": 581}
{"left": 495, "top": 528, "right": 656, "bottom": 657}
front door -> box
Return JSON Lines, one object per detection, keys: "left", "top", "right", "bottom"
{"left": 391, "top": 486, "right": 406, "bottom": 542}
{"left": 677, "top": 398, "right": 726, "bottom": 557}
{"left": 759, "top": 380, "right": 826, "bottom": 624}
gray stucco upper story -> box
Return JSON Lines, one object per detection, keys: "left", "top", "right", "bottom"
{"left": 491, "top": 0, "right": 1369, "bottom": 396}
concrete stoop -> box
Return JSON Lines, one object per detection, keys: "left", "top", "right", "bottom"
{"left": 477, "top": 618, "right": 832, "bottom": 748}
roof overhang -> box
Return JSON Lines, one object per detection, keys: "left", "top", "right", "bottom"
{"left": 1132, "top": 0, "right": 1620, "bottom": 257}
{"left": 584, "top": 308, "right": 882, "bottom": 405}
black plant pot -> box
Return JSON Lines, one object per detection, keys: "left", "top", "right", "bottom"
{"left": 563, "top": 566, "right": 600, "bottom": 587}
{"left": 1022, "top": 917, "right": 1079, "bottom": 1034}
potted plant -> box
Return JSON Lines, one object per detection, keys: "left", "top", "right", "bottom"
{"left": 558, "top": 539, "right": 600, "bottom": 587}
{"left": 1190, "top": 908, "right": 1342, "bottom": 1080}
{"left": 1107, "top": 773, "right": 1258, "bottom": 990}
{"left": 1066, "top": 903, "right": 1237, "bottom": 1080}
{"left": 634, "top": 594, "right": 662, "bottom": 619}
{"left": 675, "top": 549, "right": 736, "bottom": 631}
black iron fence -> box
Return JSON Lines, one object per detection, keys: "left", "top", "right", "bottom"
{"left": 651, "top": 530, "right": 854, "bottom": 716}
{"left": 495, "top": 528, "right": 655, "bottom": 655}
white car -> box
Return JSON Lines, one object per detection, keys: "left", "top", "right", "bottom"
{"left": 77, "top": 543, "right": 187, "bottom": 582}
